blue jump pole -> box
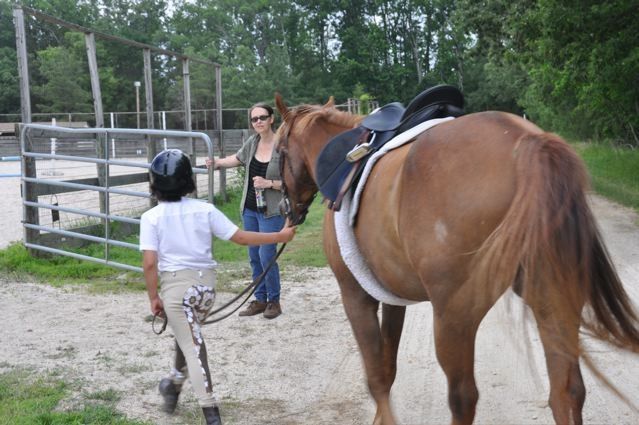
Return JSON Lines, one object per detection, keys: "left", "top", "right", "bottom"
{"left": 0, "top": 156, "right": 21, "bottom": 177}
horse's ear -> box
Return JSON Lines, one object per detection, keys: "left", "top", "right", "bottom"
{"left": 324, "top": 96, "right": 335, "bottom": 108}
{"left": 275, "top": 93, "right": 290, "bottom": 120}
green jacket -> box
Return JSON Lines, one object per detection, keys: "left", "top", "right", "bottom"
{"left": 235, "top": 133, "right": 283, "bottom": 218}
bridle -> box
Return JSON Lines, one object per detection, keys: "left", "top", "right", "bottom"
{"left": 277, "top": 111, "right": 318, "bottom": 226}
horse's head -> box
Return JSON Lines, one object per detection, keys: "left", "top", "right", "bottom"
{"left": 274, "top": 93, "right": 321, "bottom": 225}
{"left": 275, "top": 94, "right": 362, "bottom": 225}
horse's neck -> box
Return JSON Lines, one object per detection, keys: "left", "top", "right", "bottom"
{"left": 307, "top": 123, "right": 354, "bottom": 179}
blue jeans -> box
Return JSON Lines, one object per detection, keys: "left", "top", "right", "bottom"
{"left": 242, "top": 209, "right": 285, "bottom": 303}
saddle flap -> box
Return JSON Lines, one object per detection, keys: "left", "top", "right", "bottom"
{"left": 361, "top": 102, "right": 405, "bottom": 132}
{"left": 316, "top": 126, "right": 368, "bottom": 202}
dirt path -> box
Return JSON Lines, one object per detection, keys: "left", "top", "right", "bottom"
{"left": 1, "top": 194, "right": 638, "bottom": 425}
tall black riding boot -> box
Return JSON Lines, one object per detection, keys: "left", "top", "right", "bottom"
{"left": 158, "top": 378, "right": 180, "bottom": 413}
{"left": 202, "top": 406, "right": 222, "bottom": 425}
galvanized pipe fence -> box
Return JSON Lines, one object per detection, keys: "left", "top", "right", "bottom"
{"left": 19, "top": 124, "right": 215, "bottom": 272}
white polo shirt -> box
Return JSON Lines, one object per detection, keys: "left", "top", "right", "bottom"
{"left": 139, "top": 197, "right": 239, "bottom": 272}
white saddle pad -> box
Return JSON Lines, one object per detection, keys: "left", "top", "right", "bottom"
{"left": 334, "top": 117, "right": 454, "bottom": 305}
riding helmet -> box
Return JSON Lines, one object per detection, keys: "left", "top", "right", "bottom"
{"left": 149, "top": 149, "right": 193, "bottom": 192}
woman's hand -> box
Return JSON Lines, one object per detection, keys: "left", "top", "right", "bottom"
{"left": 205, "top": 158, "right": 217, "bottom": 169}
{"left": 207, "top": 155, "right": 241, "bottom": 170}
{"left": 253, "top": 176, "right": 274, "bottom": 189}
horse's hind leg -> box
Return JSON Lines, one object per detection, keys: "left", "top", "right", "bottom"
{"left": 433, "top": 312, "right": 482, "bottom": 425}
{"left": 432, "top": 283, "right": 505, "bottom": 425}
{"left": 529, "top": 301, "right": 585, "bottom": 425}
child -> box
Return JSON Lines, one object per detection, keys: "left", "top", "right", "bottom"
{"left": 140, "top": 149, "right": 295, "bottom": 425}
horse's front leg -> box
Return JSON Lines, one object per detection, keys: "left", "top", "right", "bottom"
{"left": 325, "top": 214, "right": 405, "bottom": 424}
{"left": 338, "top": 280, "right": 404, "bottom": 425}
{"left": 377, "top": 303, "right": 406, "bottom": 423}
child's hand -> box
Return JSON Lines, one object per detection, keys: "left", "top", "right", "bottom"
{"left": 150, "top": 295, "right": 165, "bottom": 316}
{"left": 280, "top": 225, "right": 297, "bottom": 242}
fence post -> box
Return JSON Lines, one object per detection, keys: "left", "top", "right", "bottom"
{"left": 182, "top": 58, "right": 197, "bottom": 198}
{"left": 14, "top": 7, "right": 40, "bottom": 252}
{"left": 85, "top": 32, "right": 108, "bottom": 217}
{"left": 143, "top": 48, "right": 157, "bottom": 208}
{"left": 215, "top": 64, "right": 223, "bottom": 203}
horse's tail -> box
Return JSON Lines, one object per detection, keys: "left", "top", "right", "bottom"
{"left": 475, "top": 132, "right": 639, "bottom": 352}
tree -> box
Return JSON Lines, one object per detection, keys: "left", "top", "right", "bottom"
{"left": 519, "top": 0, "right": 639, "bottom": 143}
{"left": 0, "top": 1, "right": 20, "bottom": 114}
{"left": 32, "top": 43, "right": 92, "bottom": 113}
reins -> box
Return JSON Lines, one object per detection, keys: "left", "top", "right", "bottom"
{"left": 152, "top": 242, "right": 287, "bottom": 334}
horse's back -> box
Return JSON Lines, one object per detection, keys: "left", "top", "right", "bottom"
{"left": 356, "top": 111, "right": 544, "bottom": 301}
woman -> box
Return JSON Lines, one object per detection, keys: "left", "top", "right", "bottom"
{"left": 207, "top": 103, "right": 286, "bottom": 319}
{"left": 141, "top": 149, "right": 295, "bottom": 424}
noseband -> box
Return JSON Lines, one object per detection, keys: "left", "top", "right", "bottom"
{"left": 278, "top": 114, "right": 317, "bottom": 225}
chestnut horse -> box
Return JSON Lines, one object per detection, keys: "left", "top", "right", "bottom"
{"left": 274, "top": 94, "right": 639, "bottom": 425}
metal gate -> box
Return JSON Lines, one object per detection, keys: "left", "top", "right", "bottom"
{"left": 19, "top": 124, "right": 214, "bottom": 272}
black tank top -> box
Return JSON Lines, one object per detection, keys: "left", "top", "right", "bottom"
{"left": 245, "top": 157, "right": 269, "bottom": 211}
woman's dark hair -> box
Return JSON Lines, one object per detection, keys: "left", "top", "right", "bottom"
{"left": 249, "top": 103, "right": 274, "bottom": 117}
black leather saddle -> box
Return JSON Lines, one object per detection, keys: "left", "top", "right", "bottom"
{"left": 316, "top": 85, "right": 465, "bottom": 210}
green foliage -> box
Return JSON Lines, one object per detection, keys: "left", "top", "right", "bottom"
{"left": 32, "top": 33, "right": 93, "bottom": 113}
{"left": 517, "top": 0, "right": 639, "bottom": 143}
{"left": 0, "top": 2, "right": 19, "bottom": 114}
{"left": 0, "top": 46, "right": 20, "bottom": 114}
{"left": 1, "top": 0, "right": 638, "bottom": 146}
{"left": 0, "top": 369, "right": 148, "bottom": 425}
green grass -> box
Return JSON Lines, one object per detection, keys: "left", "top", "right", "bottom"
{"left": 0, "top": 369, "right": 148, "bottom": 425}
{"left": 0, "top": 242, "right": 145, "bottom": 292}
{"left": 573, "top": 142, "right": 639, "bottom": 211}
{"left": 278, "top": 196, "right": 327, "bottom": 267}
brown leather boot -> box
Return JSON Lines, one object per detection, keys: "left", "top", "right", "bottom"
{"left": 238, "top": 300, "right": 267, "bottom": 316}
{"left": 263, "top": 301, "right": 282, "bottom": 319}
{"left": 202, "top": 406, "right": 222, "bottom": 425}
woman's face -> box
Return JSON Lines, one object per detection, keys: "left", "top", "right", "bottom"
{"left": 250, "top": 107, "right": 274, "bottom": 135}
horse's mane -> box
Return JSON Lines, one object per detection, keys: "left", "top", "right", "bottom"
{"left": 288, "top": 103, "right": 362, "bottom": 135}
